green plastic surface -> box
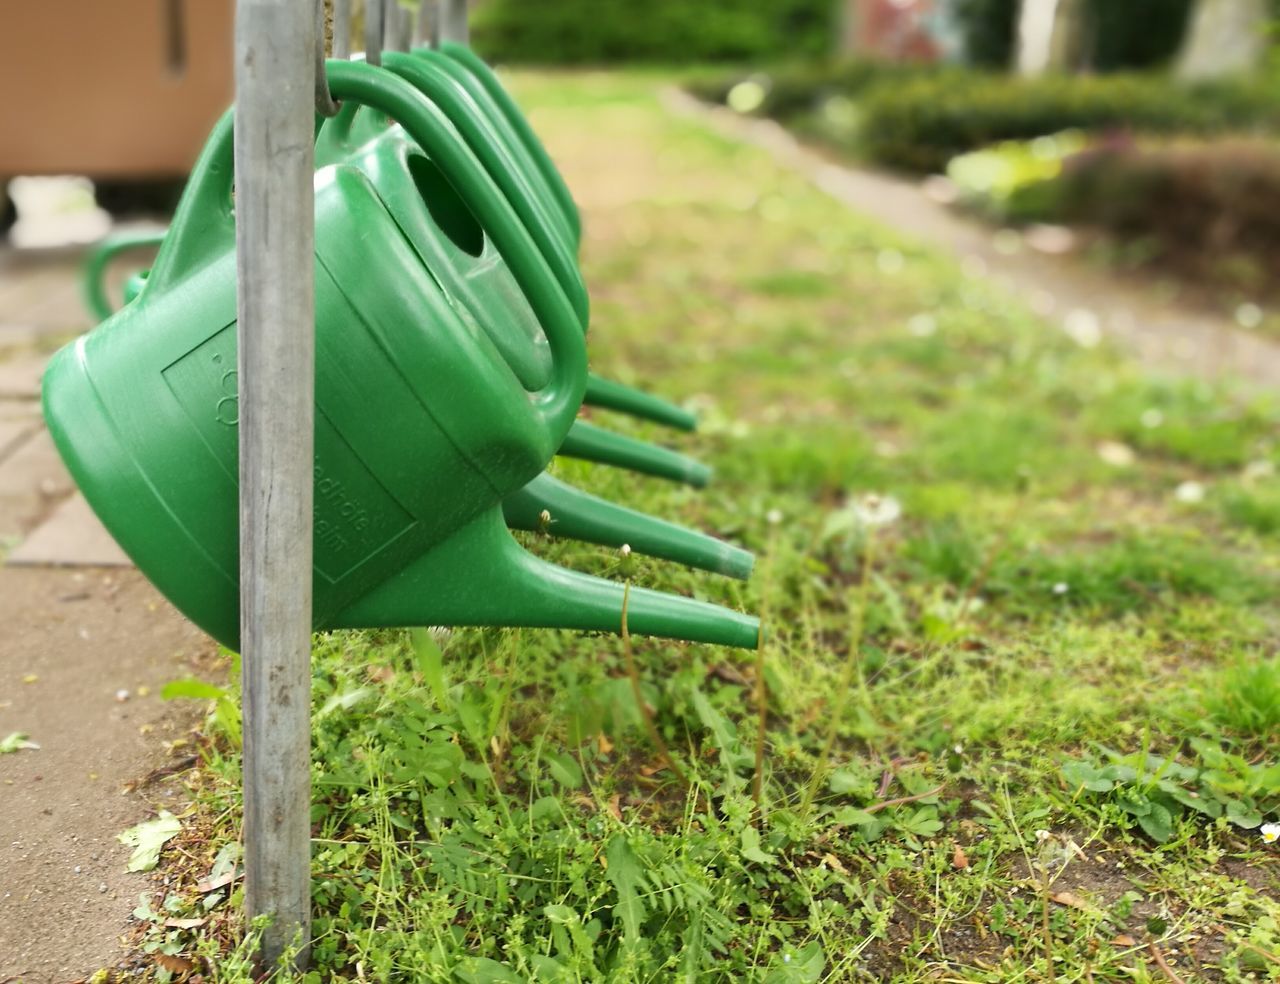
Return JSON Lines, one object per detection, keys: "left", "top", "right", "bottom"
{"left": 46, "top": 60, "right": 759, "bottom": 651}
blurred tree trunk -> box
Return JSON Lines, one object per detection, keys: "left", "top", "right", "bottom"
{"left": 1016, "top": 0, "right": 1088, "bottom": 74}
{"left": 1177, "top": 0, "right": 1267, "bottom": 79}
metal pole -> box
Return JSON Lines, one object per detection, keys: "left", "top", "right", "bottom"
{"left": 365, "top": 0, "right": 384, "bottom": 63}
{"left": 234, "top": 0, "right": 316, "bottom": 969}
{"left": 415, "top": 0, "right": 437, "bottom": 47}
{"left": 439, "top": 0, "right": 467, "bottom": 43}
{"left": 333, "top": 0, "right": 351, "bottom": 58}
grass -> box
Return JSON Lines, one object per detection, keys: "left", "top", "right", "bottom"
{"left": 116, "top": 73, "right": 1279, "bottom": 982}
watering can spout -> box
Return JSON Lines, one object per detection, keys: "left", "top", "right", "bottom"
{"left": 504, "top": 474, "right": 754, "bottom": 579}
{"left": 561, "top": 420, "right": 711, "bottom": 487}
{"left": 584, "top": 375, "right": 697, "bottom": 432}
{"left": 336, "top": 508, "right": 760, "bottom": 650}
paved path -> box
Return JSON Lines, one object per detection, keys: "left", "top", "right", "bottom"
{"left": 0, "top": 241, "right": 215, "bottom": 984}
{"left": 667, "top": 89, "right": 1280, "bottom": 391}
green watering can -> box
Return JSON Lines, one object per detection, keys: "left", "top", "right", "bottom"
{"left": 45, "top": 60, "right": 760, "bottom": 652}
{"left": 425, "top": 43, "right": 694, "bottom": 433}
{"left": 81, "top": 63, "right": 747, "bottom": 577}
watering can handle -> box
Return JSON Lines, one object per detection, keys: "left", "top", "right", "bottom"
{"left": 323, "top": 60, "right": 584, "bottom": 440}
{"left": 81, "top": 231, "right": 167, "bottom": 321}
{"left": 317, "top": 56, "right": 587, "bottom": 332}
{"left": 143, "top": 63, "right": 586, "bottom": 446}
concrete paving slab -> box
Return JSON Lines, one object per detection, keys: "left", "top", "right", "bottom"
{"left": 8, "top": 492, "right": 131, "bottom": 567}
{"left": 0, "top": 416, "right": 40, "bottom": 461}
{"left": 0, "top": 428, "right": 74, "bottom": 541}
{"left": 0, "top": 349, "right": 49, "bottom": 398}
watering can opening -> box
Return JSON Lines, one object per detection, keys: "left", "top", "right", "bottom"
{"left": 407, "top": 153, "right": 484, "bottom": 260}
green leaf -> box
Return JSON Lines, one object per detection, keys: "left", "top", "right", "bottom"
{"left": 458, "top": 690, "right": 490, "bottom": 751}
{"left": 828, "top": 769, "right": 866, "bottom": 795}
{"left": 410, "top": 627, "right": 449, "bottom": 710}
{"left": 1225, "top": 800, "right": 1263, "bottom": 829}
{"left": 763, "top": 941, "right": 825, "bottom": 982}
{"left": 605, "top": 835, "right": 646, "bottom": 943}
{"left": 545, "top": 751, "right": 583, "bottom": 788}
{"left": 832, "top": 806, "right": 878, "bottom": 826}
{"left": 1136, "top": 802, "right": 1174, "bottom": 843}
{"left": 0, "top": 732, "right": 38, "bottom": 754}
{"left": 740, "top": 825, "right": 777, "bottom": 865}
{"left": 454, "top": 957, "right": 522, "bottom": 983}
{"left": 118, "top": 811, "right": 183, "bottom": 872}
{"left": 897, "top": 807, "right": 943, "bottom": 838}
{"left": 691, "top": 689, "right": 738, "bottom": 752}
{"left": 160, "top": 678, "right": 227, "bottom": 701}
{"left": 1063, "top": 760, "right": 1115, "bottom": 793}
{"left": 317, "top": 686, "right": 374, "bottom": 718}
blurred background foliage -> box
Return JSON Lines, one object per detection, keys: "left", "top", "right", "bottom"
{"left": 472, "top": 0, "right": 1214, "bottom": 69}
{"left": 676, "top": 0, "right": 1280, "bottom": 314}
{"left": 471, "top": 0, "right": 835, "bottom": 64}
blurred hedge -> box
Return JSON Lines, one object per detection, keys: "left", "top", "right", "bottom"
{"left": 950, "top": 134, "right": 1280, "bottom": 295}
{"left": 471, "top": 0, "right": 833, "bottom": 65}
{"left": 857, "top": 73, "right": 1280, "bottom": 171}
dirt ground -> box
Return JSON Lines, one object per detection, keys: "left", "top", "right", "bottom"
{"left": 0, "top": 241, "right": 216, "bottom": 984}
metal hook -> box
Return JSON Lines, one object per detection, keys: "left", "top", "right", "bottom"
{"left": 364, "top": 0, "right": 384, "bottom": 66}
{"left": 315, "top": 0, "right": 340, "bottom": 116}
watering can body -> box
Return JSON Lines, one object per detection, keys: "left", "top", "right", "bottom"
{"left": 315, "top": 110, "right": 705, "bottom": 481}
{"left": 44, "top": 70, "right": 585, "bottom": 650}
{"left": 47, "top": 62, "right": 759, "bottom": 651}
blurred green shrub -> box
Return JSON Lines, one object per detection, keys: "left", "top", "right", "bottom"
{"left": 856, "top": 73, "right": 1280, "bottom": 171}
{"left": 686, "top": 60, "right": 945, "bottom": 121}
{"left": 949, "top": 133, "right": 1280, "bottom": 296}
{"left": 471, "top": 0, "right": 833, "bottom": 65}
{"left": 946, "top": 130, "right": 1088, "bottom": 222}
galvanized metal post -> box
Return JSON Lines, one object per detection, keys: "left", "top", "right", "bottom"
{"left": 333, "top": 0, "right": 351, "bottom": 58}
{"left": 439, "top": 0, "right": 467, "bottom": 43}
{"left": 415, "top": 0, "right": 437, "bottom": 47}
{"left": 234, "top": 0, "right": 316, "bottom": 969}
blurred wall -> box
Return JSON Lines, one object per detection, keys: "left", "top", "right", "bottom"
{"left": 0, "top": 0, "right": 233, "bottom": 178}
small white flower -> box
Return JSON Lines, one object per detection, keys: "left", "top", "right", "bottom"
{"left": 619, "top": 544, "right": 632, "bottom": 558}
{"left": 1052, "top": 582, "right": 1069, "bottom": 596}
{"left": 783, "top": 953, "right": 792, "bottom": 964}
{"left": 766, "top": 508, "right": 783, "bottom": 526}
{"left": 852, "top": 493, "right": 902, "bottom": 529}
{"left": 1063, "top": 309, "right": 1101, "bottom": 348}
{"left": 538, "top": 509, "right": 552, "bottom": 525}
{"left": 877, "top": 249, "right": 905, "bottom": 274}
{"left": 1261, "top": 823, "right": 1280, "bottom": 844}
{"left": 1097, "top": 441, "right": 1136, "bottom": 468}
{"left": 727, "top": 80, "right": 767, "bottom": 114}
{"left": 1235, "top": 302, "right": 1264, "bottom": 330}
{"left": 1174, "top": 481, "right": 1206, "bottom": 504}
{"left": 1243, "top": 459, "right": 1275, "bottom": 483}
{"left": 1035, "top": 829, "right": 1052, "bottom": 843}
{"left": 907, "top": 313, "right": 937, "bottom": 337}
